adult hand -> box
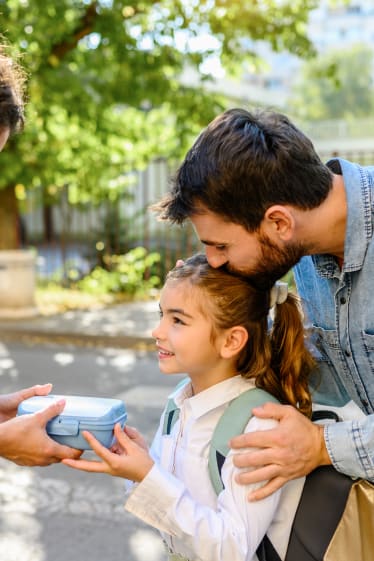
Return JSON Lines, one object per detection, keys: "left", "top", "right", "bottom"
{"left": 230, "top": 403, "right": 331, "bottom": 501}
{"left": 63, "top": 424, "right": 154, "bottom": 482}
{"left": 0, "top": 395, "right": 82, "bottom": 466}
{"left": 0, "top": 383, "right": 53, "bottom": 422}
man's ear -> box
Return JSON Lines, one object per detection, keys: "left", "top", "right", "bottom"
{"left": 220, "top": 326, "right": 248, "bottom": 359}
{"left": 263, "top": 205, "right": 295, "bottom": 242}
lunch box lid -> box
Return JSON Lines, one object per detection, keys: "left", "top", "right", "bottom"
{"left": 18, "top": 394, "right": 127, "bottom": 434}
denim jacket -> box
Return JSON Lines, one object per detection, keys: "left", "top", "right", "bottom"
{"left": 294, "top": 158, "right": 374, "bottom": 481}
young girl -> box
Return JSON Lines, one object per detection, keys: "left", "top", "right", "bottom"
{"left": 63, "top": 253, "right": 315, "bottom": 561}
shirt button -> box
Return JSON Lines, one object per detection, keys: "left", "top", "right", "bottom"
{"left": 362, "top": 400, "right": 369, "bottom": 408}
{"left": 340, "top": 297, "right": 346, "bottom": 304}
{"left": 345, "top": 350, "right": 351, "bottom": 357}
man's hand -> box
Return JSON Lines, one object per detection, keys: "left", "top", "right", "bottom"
{"left": 0, "top": 395, "right": 82, "bottom": 466}
{"left": 230, "top": 402, "right": 331, "bottom": 501}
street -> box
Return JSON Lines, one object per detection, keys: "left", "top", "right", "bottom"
{"left": 0, "top": 340, "right": 183, "bottom": 561}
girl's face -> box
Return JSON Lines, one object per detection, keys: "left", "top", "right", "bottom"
{"left": 151, "top": 280, "right": 234, "bottom": 392}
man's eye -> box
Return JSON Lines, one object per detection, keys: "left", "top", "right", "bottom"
{"left": 216, "top": 245, "right": 226, "bottom": 251}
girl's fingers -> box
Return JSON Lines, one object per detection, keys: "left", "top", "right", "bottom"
{"left": 123, "top": 425, "right": 140, "bottom": 438}
{"left": 114, "top": 423, "right": 132, "bottom": 448}
{"left": 62, "top": 457, "right": 108, "bottom": 473}
{"left": 82, "top": 431, "right": 115, "bottom": 462}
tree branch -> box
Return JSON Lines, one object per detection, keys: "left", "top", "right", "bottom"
{"left": 50, "top": 2, "right": 98, "bottom": 61}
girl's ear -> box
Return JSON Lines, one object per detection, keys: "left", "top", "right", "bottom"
{"left": 220, "top": 326, "right": 248, "bottom": 359}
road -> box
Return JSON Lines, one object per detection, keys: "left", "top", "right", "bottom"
{"left": 0, "top": 340, "right": 183, "bottom": 561}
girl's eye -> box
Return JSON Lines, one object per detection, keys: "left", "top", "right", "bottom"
{"left": 158, "top": 310, "right": 163, "bottom": 318}
{"left": 216, "top": 245, "right": 227, "bottom": 251}
{"left": 172, "top": 316, "right": 185, "bottom": 325}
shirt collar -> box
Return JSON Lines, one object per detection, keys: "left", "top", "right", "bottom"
{"left": 170, "top": 375, "right": 256, "bottom": 420}
{"left": 314, "top": 158, "right": 372, "bottom": 276}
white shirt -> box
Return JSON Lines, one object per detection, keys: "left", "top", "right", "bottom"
{"left": 125, "top": 376, "right": 304, "bottom": 561}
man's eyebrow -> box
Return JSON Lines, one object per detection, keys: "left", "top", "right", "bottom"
{"left": 200, "top": 239, "right": 226, "bottom": 246}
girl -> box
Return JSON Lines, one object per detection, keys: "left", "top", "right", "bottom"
{"left": 63, "top": 253, "right": 315, "bottom": 561}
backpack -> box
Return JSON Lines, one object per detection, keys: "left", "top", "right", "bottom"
{"left": 162, "top": 380, "right": 279, "bottom": 495}
{"left": 163, "top": 379, "right": 374, "bottom": 561}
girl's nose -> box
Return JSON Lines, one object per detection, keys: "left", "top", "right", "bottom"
{"left": 152, "top": 322, "right": 162, "bottom": 340}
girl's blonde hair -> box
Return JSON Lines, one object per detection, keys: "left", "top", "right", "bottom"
{"left": 166, "top": 253, "right": 314, "bottom": 417}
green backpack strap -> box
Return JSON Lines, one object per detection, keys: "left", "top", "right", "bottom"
{"left": 208, "top": 387, "right": 279, "bottom": 495}
{"left": 162, "top": 377, "right": 190, "bottom": 436}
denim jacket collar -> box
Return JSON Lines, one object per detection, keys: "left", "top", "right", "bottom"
{"left": 312, "top": 158, "right": 372, "bottom": 278}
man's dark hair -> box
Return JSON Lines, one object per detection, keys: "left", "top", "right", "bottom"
{"left": 0, "top": 47, "right": 25, "bottom": 134}
{"left": 154, "top": 108, "right": 333, "bottom": 232}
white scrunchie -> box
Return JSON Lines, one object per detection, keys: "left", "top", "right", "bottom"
{"left": 269, "top": 281, "right": 288, "bottom": 308}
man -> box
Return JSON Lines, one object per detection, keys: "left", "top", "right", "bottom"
{"left": 0, "top": 46, "right": 80, "bottom": 466}
{"left": 153, "top": 107, "right": 374, "bottom": 500}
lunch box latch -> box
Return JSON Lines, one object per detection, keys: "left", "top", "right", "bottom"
{"left": 47, "top": 417, "right": 80, "bottom": 436}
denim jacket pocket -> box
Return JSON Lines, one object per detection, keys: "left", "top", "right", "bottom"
{"left": 361, "top": 330, "right": 374, "bottom": 372}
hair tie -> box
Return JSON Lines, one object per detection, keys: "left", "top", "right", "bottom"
{"left": 269, "top": 282, "right": 288, "bottom": 308}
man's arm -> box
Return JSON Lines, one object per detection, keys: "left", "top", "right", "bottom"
{"left": 230, "top": 402, "right": 332, "bottom": 501}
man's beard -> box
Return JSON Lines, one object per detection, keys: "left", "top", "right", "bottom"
{"left": 226, "top": 233, "right": 306, "bottom": 291}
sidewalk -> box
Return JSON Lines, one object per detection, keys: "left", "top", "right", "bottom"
{"left": 0, "top": 300, "right": 159, "bottom": 349}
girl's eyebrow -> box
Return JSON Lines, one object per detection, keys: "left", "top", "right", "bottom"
{"left": 165, "top": 307, "right": 194, "bottom": 319}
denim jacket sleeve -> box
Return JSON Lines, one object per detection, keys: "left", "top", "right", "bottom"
{"left": 324, "top": 415, "right": 374, "bottom": 481}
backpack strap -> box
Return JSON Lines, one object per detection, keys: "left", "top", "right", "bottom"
{"left": 208, "top": 387, "right": 279, "bottom": 495}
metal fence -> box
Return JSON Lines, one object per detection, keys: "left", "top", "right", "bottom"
{"left": 21, "top": 148, "right": 374, "bottom": 285}
{"left": 22, "top": 159, "right": 202, "bottom": 283}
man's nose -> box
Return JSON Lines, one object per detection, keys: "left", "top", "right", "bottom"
{"left": 205, "top": 247, "right": 227, "bottom": 268}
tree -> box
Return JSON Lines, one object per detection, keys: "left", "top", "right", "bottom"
{"left": 288, "top": 43, "right": 374, "bottom": 121}
{"left": 0, "top": 0, "right": 317, "bottom": 248}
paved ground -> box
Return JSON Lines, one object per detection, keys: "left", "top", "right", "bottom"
{"left": 0, "top": 303, "right": 182, "bottom": 561}
{"left": 0, "top": 300, "right": 159, "bottom": 350}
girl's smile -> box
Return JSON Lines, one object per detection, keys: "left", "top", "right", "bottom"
{"left": 155, "top": 343, "right": 175, "bottom": 360}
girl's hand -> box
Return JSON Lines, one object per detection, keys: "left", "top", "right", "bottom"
{"left": 110, "top": 424, "right": 148, "bottom": 454}
{"left": 62, "top": 424, "right": 154, "bottom": 482}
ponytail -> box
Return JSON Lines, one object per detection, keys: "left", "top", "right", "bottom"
{"left": 255, "top": 292, "right": 314, "bottom": 418}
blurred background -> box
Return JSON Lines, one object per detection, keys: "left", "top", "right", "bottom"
{"left": 0, "top": 0, "right": 373, "bottom": 316}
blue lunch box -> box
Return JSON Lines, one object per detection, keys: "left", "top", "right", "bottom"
{"left": 17, "top": 394, "right": 127, "bottom": 450}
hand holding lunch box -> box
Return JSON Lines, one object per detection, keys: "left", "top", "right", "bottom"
{"left": 17, "top": 394, "right": 127, "bottom": 450}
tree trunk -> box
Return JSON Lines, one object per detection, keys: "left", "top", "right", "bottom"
{"left": 0, "top": 185, "right": 19, "bottom": 249}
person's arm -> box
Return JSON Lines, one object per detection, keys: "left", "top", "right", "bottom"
{"left": 63, "top": 419, "right": 282, "bottom": 561}
{"left": 0, "top": 384, "right": 52, "bottom": 422}
{"left": 230, "top": 402, "right": 374, "bottom": 500}
{"left": 0, "top": 384, "right": 82, "bottom": 465}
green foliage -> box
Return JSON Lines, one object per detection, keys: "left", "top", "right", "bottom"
{"left": 76, "top": 246, "right": 161, "bottom": 297}
{"left": 0, "top": 0, "right": 316, "bottom": 204}
{"left": 288, "top": 43, "right": 374, "bottom": 121}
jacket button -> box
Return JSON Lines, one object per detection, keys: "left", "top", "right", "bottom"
{"left": 340, "top": 297, "right": 346, "bottom": 304}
